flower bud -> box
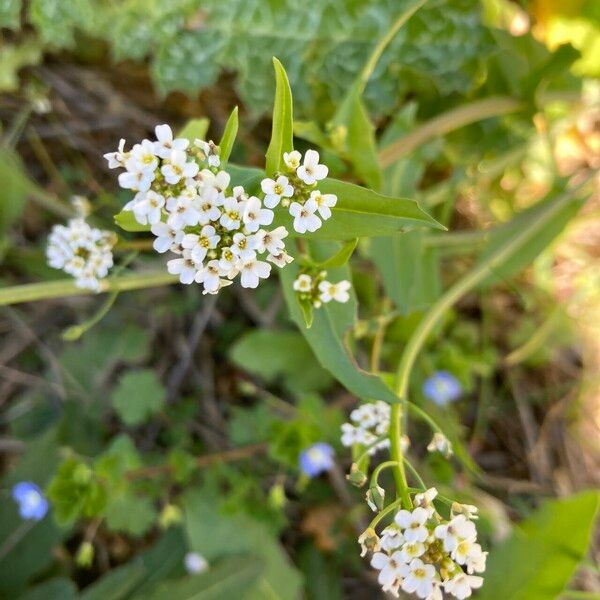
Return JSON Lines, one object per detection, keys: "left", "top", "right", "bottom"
{"left": 346, "top": 463, "right": 367, "bottom": 487}
{"left": 357, "top": 527, "right": 380, "bottom": 557}
{"left": 366, "top": 484, "right": 385, "bottom": 512}
{"left": 76, "top": 541, "right": 94, "bottom": 568}
{"left": 159, "top": 504, "right": 183, "bottom": 529}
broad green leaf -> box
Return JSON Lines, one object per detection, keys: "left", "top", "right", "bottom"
{"left": 0, "top": 39, "right": 43, "bottom": 92}
{"left": 230, "top": 329, "right": 333, "bottom": 393}
{"left": 140, "top": 555, "right": 264, "bottom": 600}
{"left": 218, "top": 106, "right": 238, "bottom": 163}
{"left": 184, "top": 490, "right": 302, "bottom": 600}
{"left": 80, "top": 562, "right": 147, "bottom": 600}
{"left": 177, "top": 118, "right": 209, "bottom": 144}
{"left": 265, "top": 57, "right": 293, "bottom": 176}
{"left": 315, "top": 238, "right": 357, "bottom": 269}
{"left": 281, "top": 247, "right": 398, "bottom": 404}
{"left": 104, "top": 493, "right": 156, "bottom": 536}
{"left": 19, "top": 578, "right": 78, "bottom": 600}
{"left": 111, "top": 369, "right": 165, "bottom": 426}
{"left": 114, "top": 210, "right": 150, "bottom": 232}
{"left": 479, "top": 491, "right": 600, "bottom": 600}
{"left": 272, "top": 178, "right": 441, "bottom": 240}
{"left": 227, "top": 164, "right": 264, "bottom": 192}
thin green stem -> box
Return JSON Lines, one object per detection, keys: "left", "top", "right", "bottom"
{"left": 389, "top": 404, "right": 412, "bottom": 509}
{"left": 353, "top": 435, "right": 389, "bottom": 466}
{"left": 370, "top": 460, "right": 399, "bottom": 488}
{"left": 368, "top": 498, "right": 403, "bottom": 530}
{"left": 402, "top": 457, "right": 427, "bottom": 490}
{"left": 0, "top": 271, "right": 178, "bottom": 306}
{"left": 406, "top": 401, "right": 443, "bottom": 434}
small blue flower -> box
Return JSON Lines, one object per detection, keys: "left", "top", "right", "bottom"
{"left": 12, "top": 481, "right": 49, "bottom": 521}
{"left": 423, "top": 371, "right": 462, "bottom": 406}
{"left": 299, "top": 443, "right": 335, "bottom": 478}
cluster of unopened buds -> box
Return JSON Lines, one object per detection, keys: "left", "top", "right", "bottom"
{"left": 361, "top": 489, "right": 487, "bottom": 599}
{"left": 292, "top": 271, "right": 351, "bottom": 308}
{"left": 102, "top": 125, "right": 338, "bottom": 295}
{"left": 46, "top": 198, "right": 116, "bottom": 292}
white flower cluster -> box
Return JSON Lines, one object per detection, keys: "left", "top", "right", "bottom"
{"left": 262, "top": 150, "right": 336, "bottom": 234}
{"left": 104, "top": 125, "right": 294, "bottom": 294}
{"left": 293, "top": 272, "right": 351, "bottom": 309}
{"left": 363, "top": 489, "right": 486, "bottom": 599}
{"left": 340, "top": 401, "right": 394, "bottom": 455}
{"left": 47, "top": 218, "right": 115, "bottom": 291}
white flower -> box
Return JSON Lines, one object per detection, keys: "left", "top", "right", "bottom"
{"left": 340, "top": 423, "right": 364, "bottom": 447}
{"left": 370, "top": 551, "right": 408, "bottom": 594}
{"left": 401, "top": 558, "right": 437, "bottom": 599}
{"left": 427, "top": 432, "right": 453, "bottom": 458}
{"left": 132, "top": 190, "right": 165, "bottom": 225}
{"left": 267, "top": 250, "right": 294, "bottom": 268}
{"left": 350, "top": 404, "right": 378, "bottom": 429}
{"left": 167, "top": 251, "right": 202, "bottom": 284}
{"left": 414, "top": 488, "right": 438, "bottom": 517}
{"left": 200, "top": 169, "right": 230, "bottom": 195}
{"left": 310, "top": 190, "right": 337, "bottom": 219}
{"left": 231, "top": 232, "right": 257, "bottom": 261}
{"left": 129, "top": 139, "right": 158, "bottom": 173}
{"left": 289, "top": 199, "right": 321, "bottom": 233}
{"left": 434, "top": 515, "right": 477, "bottom": 554}
{"left": 184, "top": 552, "right": 208, "bottom": 574}
{"left": 451, "top": 536, "right": 478, "bottom": 566}
{"left": 242, "top": 196, "right": 273, "bottom": 233}
{"left": 194, "top": 139, "right": 220, "bottom": 167}
{"left": 104, "top": 138, "right": 127, "bottom": 168}
{"left": 195, "top": 259, "right": 224, "bottom": 294}
{"left": 426, "top": 583, "right": 444, "bottom": 600}
{"left": 151, "top": 222, "right": 183, "bottom": 254}
{"left": 253, "top": 226, "right": 288, "bottom": 255}
{"left": 220, "top": 196, "right": 244, "bottom": 230}
{"left": 400, "top": 541, "right": 427, "bottom": 562}
{"left": 395, "top": 507, "right": 429, "bottom": 543}
{"left": 296, "top": 149, "right": 328, "bottom": 185}
{"left": 182, "top": 225, "right": 220, "bottom": 263}
{"left": 380, "top": 527, "right": 405, "bottom": 552}
{"left": 293, "top": 274, "right": 313, "bottom": 293}
{"left": 161, "top": 149, "right": 199, "bottom": 184}
{"left": 465, "top": 543, "right": 487, "bottom": 574}
{"left": 451, "top": 502, "right": 479, "bottom": 521}
{"left": 283, "top": 150, "right": 302, "bottom": 170}
{"left": 166, "top": 195, "right": 201, "bottom": 229}
{"left": 261, "top": 176, "right": 294, "bottom": 208}
{"left": 443, "top": 574, "right": 483, "bottom": 599}
{"left": 154, "top": 124, "right": 189, "bottom": 159}
{"left": 358, "top": 528, "right": 380, "bottom": 557}
{"left": 118, "top": 168, "right": 154, "bottom": 192}
{"left": 239, "top": 257, "right": 271, "bottom": 288}
{"left": 218, "top": 247, "right": 241, "bottom": 276}
{"left": 197, "top": 187, "right": 222, "bottom": 224}
{"left": 318, "top": 279, "right": 351, "bottom": 303}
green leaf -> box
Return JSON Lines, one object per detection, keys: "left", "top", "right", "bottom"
{"left": 218, "top": 106, "right": 238, "bottom": 163}
{"left": 183, "top": 491, "right": 302, "bottom": 600}
{"left": 479, "top": 491, "right": 600, "bottom": 600}
{"left": 281, "top": 251, "right": 398, "bottom": 404}
{"left": 177, "top": 118, "right": 210, "bottom": 144}
{"left": 104, "top": 494, "right": 156, "bottom": 536}
{"left": 140, "top": 555, "right": 264, "bottom": 600}
{"left": 315, "top": 238, "right": 357, "bottom": 269}
{"left": 114, "top": 210, "right": 150, "bottom": 233}
{"left": 230, "top": 329, "right": 333, "bottom": 394}
{"left": 111, "top": 369, "right": 165, "bottom": 426}
{"left": 80, "top": 562, "right": 147, "bottom": 600}
{"left": 0, "top": 149, "right": 30, "bottom": 235}
{"left": 19, "top": 578, "right": 78, "bottom": 600}
{"left": 265, "top": 57, "right": 294, "bottom": 176}
{"left": 273, "top": 178, "right": 441, "bottom": 240}
{"left": 227, "top": 164, "right": 264, "bottom": 192}
{"left": 0, "top": 0, "right": 20, "bottom": 29}
{"left": 0, "top": 39, "right": 43, "bottom": 92}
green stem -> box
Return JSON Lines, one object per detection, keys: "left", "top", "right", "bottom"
{"left": 368, "top": 498, "right": 403, "bottom": 530}
{"left": 0, "top": 271, "right": 178, "bottom": 306}
{"left": 353, "top": 435, "right": 388, "bottom": 465}
{"left": 402, "top": 457, "right": 427, "bottom": 490}
{"left": 406, "top": 401, "right": 444, "bottom": 434}
{"left": 389, "top": 404, "right": 412, "bottom": 509}
{"left": 370, "top": 460, "right": 399, "bottom": 488}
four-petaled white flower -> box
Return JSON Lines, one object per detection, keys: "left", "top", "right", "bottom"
{"left": 267, "top": 250, "right": 294, "bottom": 268}
{"left": 401, "top": 558, "right": 437, "bottom": 599}
{"left": 443, "top": 574, "right": 483, "bottom": 599}
{"left": 161, "top": 149, "right": 199, "bottom": 184}
{"left": 151, "top": 222, "right": 183, "bottom": 254}
{"left": 243, "top": 196, "right": 274, "bottom": 232}
{"left": 132, "top": 190, "right": 164, "bottom": 225}
{"left": 434, "top": 514, "right": 477, "bottom": 553}
{"left": 427, "top": 432, "right": 453, "bottom": 457}
{"left": 261, "top": 176, "right": 294, "bottom": 208}
{"left": 220, "top": 196, "right": 244, "bottom": 230}
{"left": 310, "top": 190, "right": 337, "bottom": 219}
{"left": 395, "top": 507, "right": 430, "bottom": 543}
{"left": 380, "top": 527, "right": 405, "bottom": 552}
{"left": 231, "top": 232, "right": 257, "bottom": 260}
{"left": 283, "top": 150, "right": 302, "bottom": 170}
{"left": 166, "top": 196, "right": 201, "bottom": 229}
{"left": 129, "top": 139, "right": 158, "bottom": 173}
{"left": 195, "top": 260, "right": 223, "bottom": 294}
{"left": 289, "top": 199, "right": 321, "bottom": 233}
{"left": 197, "top": 187, "right": 222, "bottom": 224}
{"left": 104, "top": 138, "right": 127, "bottom": 169}
{"left": 414, "top": 488, "right": 438, "bottom": 517}
{"left": 297, "top": 149, "right": 328, "bottom": 185}
{"left": 239, "top": 257, "right": 271, "bottom": 288}
{"left": 254, "top": 226, "right": 288, "bottom": 255}
{"left": 318, "top": 279, "right": 351, "bottom": 303}
{"left": 118, "top": 168, "right": 153, "bottom": 192}
{"left": 154, "top": 124, "right": 189, "bottom": 159}
{"left": 167, "top": 251, "right": 202, "bottom": 285}
{"left": 370, "top": 552, "right": 407, "bottom": 595}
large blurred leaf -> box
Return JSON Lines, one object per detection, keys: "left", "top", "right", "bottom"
{"left": 18, "top": 578, "right": 78, "bottom": 600}
{"left": 183, "top": 490, "right": 302, "bottom": 600}
{"left": 230, "top": 330, "right": 333, "bottom": 394}
{"left": 479, "top": 491, "right": 599, "bottom": 600}
{"left": 111, "top": 369, "right": 165, "bottom": 426}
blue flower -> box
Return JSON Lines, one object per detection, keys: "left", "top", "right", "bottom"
{"left": 299, "top": 443, "right": 335, "bottom": 478}
{"left": 12, "top": 482, "right": 49, "bottom": 521}
{"left": 423, "top": 371, "right": 462, "bottom": 406}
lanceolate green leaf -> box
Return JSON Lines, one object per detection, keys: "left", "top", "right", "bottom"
{"left": 315, "top": 239, "right": 357, "bottom": 269}
{"left": 177, "top": 118, "right": 210, "bottom": 144}
{"left": 265, "top": 57, "right": 294, "bottom": 176}
{"left": 478, "top": 491, "right": 599, "bottom": 600}
{"left": 281, "top": 257, "right": 398, "bottom": 404}
{"left": 218, "top": 106, "right": 238, "bottom": 163}
{"left": 114, "top": 210, "right": 150, "bottom": 232}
